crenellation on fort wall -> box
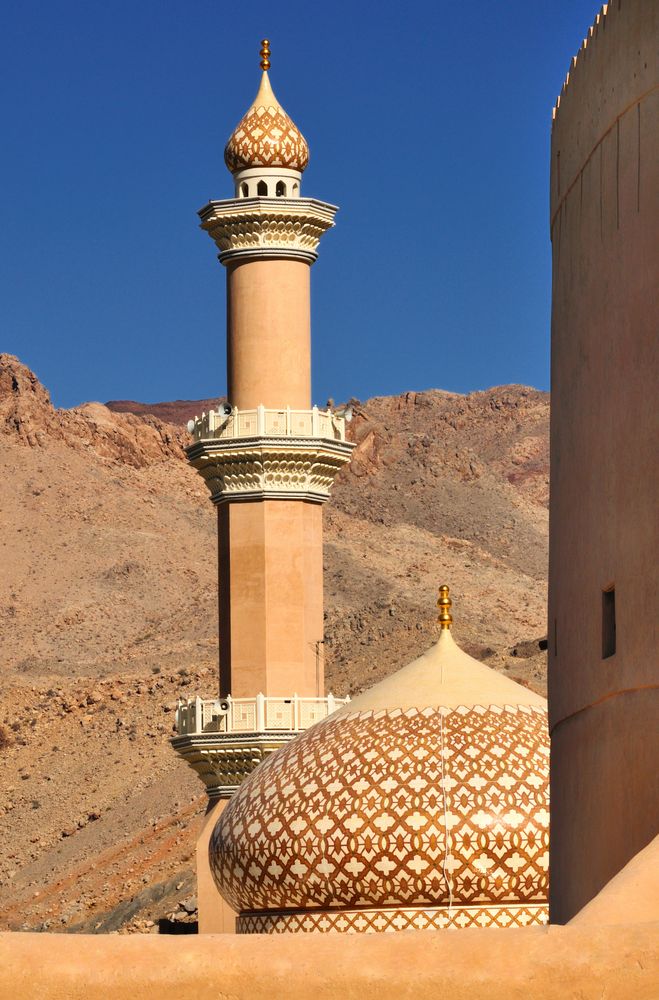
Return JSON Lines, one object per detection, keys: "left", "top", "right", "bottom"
{"left": 553, "top": 3, "right": 616, "bottom": 121}
{"left": 550, "top": 0, "right": 658, "bottom": 231}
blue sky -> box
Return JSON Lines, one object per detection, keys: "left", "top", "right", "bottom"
{"left": 1, "top": 0, "right": 599, "bottom": 409}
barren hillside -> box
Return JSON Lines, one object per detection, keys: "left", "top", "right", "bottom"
{"left": 0, "top": 354, "right": 549, "bottom": 933}
{"left": 106, "top": 398, "right": 224, "bottom": 425}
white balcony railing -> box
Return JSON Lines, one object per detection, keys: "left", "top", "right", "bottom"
{"left": 175, "top": 692, "right": 350, "bottom": 737}
{"left": 187, "top": 405, "right": 347, "bottom": 443}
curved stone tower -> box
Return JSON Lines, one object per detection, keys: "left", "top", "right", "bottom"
{"left": 549, "top": 0, "right": 659, "bottom": 923}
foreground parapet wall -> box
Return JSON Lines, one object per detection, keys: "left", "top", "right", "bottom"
{"left": 548, "top": 0, "right": 659, "bottom": 923}
{"left": 0, "top": 923, "right": 658, "bottom": 1000}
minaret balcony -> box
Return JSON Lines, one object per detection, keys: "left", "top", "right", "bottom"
{"left": 187, "top": 404, "right": 347, "bottom": 443}
{"left": 198, "top": 197, "right": 337, "bottom": 265}
{"left": 176, "top": 692, "right": 349, "bottom": 736}
{"left": 171, "top": 693, "right": 350, "bottom": 800}
{"left": 185, "top": 405, "right": 355, "bottom": 505}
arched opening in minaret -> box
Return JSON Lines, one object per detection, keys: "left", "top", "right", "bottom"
{"left": 292, "top": 182, "right": 299, "bottom": 194}
{"left": 276, "top": 180, "right": 286, "bottom": 197}
{"left": 257, "top": 180, "right": 268, "bottom": 196}
{"left": 240, "top": 183, "right": 249, "bottom": 197}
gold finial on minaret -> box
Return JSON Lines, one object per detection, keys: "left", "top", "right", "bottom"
{"left": 437, "top": 585, "right": 453, "bottom": 630}
{"left": 260, "top": 39, "right": 271, "bottom": 71}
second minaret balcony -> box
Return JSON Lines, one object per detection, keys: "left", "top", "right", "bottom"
{"left": 186, "top": 404, "right": 354, "bottom": 506}
{"left": 187, "top": 404, "right": 348, "bottom": 443}
{"left": 172, "top": 693, "right": 350, "bottom": 800}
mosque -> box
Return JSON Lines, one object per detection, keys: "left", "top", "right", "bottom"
{"left": 172, "top": 41, "right": 551, "bottom": 935}
{"left": 1, "top": 0, "right": 657, "bottom": 993}
{"left": 172, "top": 0, "right": 657, "bottom": 941}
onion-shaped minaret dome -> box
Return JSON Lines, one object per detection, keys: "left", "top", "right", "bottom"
{"left": 224, "top": 40, "right": 309, "bottom": 199}
{"left": 209, "top": 587, "right": 550, "bottom": 934}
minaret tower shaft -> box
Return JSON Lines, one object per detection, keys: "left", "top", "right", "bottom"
{"left": 216, "top": 42, "right": 318, "bottom": 413}
{"left": 173, "top": 42, "right": 353, "bottom": 848}
{"left": 173, "top": 44, "right": 353, "bottom": 930}
{"left": 186, "top": 41, "right": 352, "bottom": 700}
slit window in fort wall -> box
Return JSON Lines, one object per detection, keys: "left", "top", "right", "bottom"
{"left": 602, "top": 586, "right": 616, "bottom": 659}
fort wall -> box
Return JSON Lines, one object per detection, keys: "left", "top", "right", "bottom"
{"left": 1, "top": 922, "right": 658, "bottom": 1000}
{"left": 548, "top": 0, "right": 659, "bottom": 922}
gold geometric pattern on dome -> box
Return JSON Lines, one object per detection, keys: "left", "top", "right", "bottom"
{"left": 238, "top": 903, "right": 548, "bottom": 934}
{"left": 224, "top": 55, "right": 309, "bottom": 173}
{"left": 209, "top": 703, "right": 549, "bottom": 924}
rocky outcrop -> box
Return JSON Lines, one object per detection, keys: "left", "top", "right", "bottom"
{"left": 0, "top": 355, "right": 187, "bottom": 467}
{"left": 106, "top": 398, "right": 224, "bottom": 425}
{"left": 331, "top": 385, "right": 549, "bottom": 584}
{"left": 343, "top": 386, "right": 549, "bottom": 506}
{"left": 0, "top": 354, "right": 59, "bottom": 447}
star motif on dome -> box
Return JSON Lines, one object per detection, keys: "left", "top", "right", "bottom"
{"left": 209, "top": 704, "right": 549, "bottom": 924}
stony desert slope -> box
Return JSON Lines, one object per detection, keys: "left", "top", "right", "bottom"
{"left": 106, "top": 398, "right": 223, "bottom": 425}
{"left": 0, "top": 354, "right": 549, "bottom": 933}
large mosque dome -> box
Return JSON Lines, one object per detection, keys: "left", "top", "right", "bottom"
{"left": 224, "top": 40, "right": 309, "bottom": 174}
{"left": 209, "top": 588, "right": 549, "bottom": 933}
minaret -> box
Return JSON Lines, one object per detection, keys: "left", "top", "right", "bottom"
{"left": 188, "top": 39, "right": 353, "bottom": 700}
{"left": 172, "top": 41, "right": 353, "bottom": 931}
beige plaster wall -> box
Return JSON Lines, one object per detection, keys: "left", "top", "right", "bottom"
{"left": 195, "top": 799, "right": 235, "bottom": 934}
{"left": 1, "top": 923, "right": 657, "bottom": 1000}
{"left": 218, "top": 499, "right": 324, "bottom": 698}
{"left": 548, "top": 0, "right": 659, "bottom": 923}
{"left": 570, "top": 832, "right": 659, "bottom": 928}
{"left": 226, "top": 258, "right": 311, "bottom": 410}
{"left": 549, "top": 692, "right": 658, "bottom": 923}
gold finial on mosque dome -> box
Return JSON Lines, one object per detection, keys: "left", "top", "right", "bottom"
{"left": 260, "top": 39, "right": 271, "bottom": 71}
{"left": 437, "top": 585, "right": 453, "bottom": 630}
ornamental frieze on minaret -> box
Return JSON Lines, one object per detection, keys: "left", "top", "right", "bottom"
{"left": 171, "top": 42, "right": 353, "bottom": 929}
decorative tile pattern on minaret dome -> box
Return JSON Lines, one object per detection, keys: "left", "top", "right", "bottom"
{"left": 224, "top": 72, "right": 309, "bottom": 173}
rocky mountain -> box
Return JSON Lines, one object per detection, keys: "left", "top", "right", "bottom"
{"left": 106, "top": 398, "right": 224, "bottom": 426}
{"left": 0, "top": 353, "right": 549, "bottom": 933}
